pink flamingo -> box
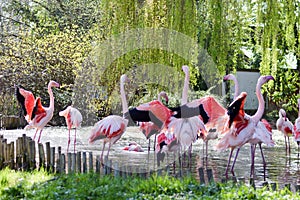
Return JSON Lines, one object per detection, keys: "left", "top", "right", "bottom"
{"left": 123, "top": 142, "right": 144, "bottom": 152}
{"left": 89, "top": 74, "right": 129, "bottom": 163}
{"left": 139, "top": 91, "right": 169, "bottom": 152}
{"left": 59, "top": 106, "right": 83, "bottom": 153}
{"left": 294, "top": 99, "right": 300, "bottom": 150}
{"left": 224, "top": 73, "right": 275, "bottom": 178}
{"left": 15, "top": 80, "right": 60, "bottom": 143}
{"left": 276, "top": 108, "right": 294, "bottom": 153}
{"left": 216, "top": 75, "right": 274, "bottom": 178}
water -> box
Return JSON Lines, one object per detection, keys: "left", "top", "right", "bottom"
{"left": 1, "top": 126, "right": 300, "bottom": 188}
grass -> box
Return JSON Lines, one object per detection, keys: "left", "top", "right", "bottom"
{"left": 0, "top": 168, "right": 299, "bottom": 199}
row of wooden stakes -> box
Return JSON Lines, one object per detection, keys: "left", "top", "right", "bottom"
{"left": 1, "top": 134, "right": 300, "bottom": 192}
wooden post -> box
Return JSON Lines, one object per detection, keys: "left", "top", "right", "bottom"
{"left": 38, "top": 143, "right": 45, "bottom": 170}
{"left": 249, "top": 177, "right": 255, "bottom": 189}
{"left": 95, "top": 155, "right": 100, "bottom": 174}
{"left": 76, "top": 152, "right": 81, "bottom": 173}
{"left": 284, "top": 183, "right": 291, "bottom": 191}
{"left": 206, "top": 169, "right": 214, "bottom": 183}
{"left": 295, "top": 184, "right": 300, "bottom": 193}
{"left": 46, "top": 142, "right": 51, "bottom": 171}
{"left": 89, "top": 152, "right": 93, "bottom": 172}
{"left": 9, "top": 142, "right": 15, "bottom": 169}
{"left": 50, "top": 147, "right": 55, "bottom": 172}
{"left": 270, "top": 182, "right": 277, "bottom": 191}
{"left": 71, "top": 153, "right": 76, "bottom": 173}
{"left": 67, "top": 153, "right": 72, "bottom": 174}
{"left": 30, "top": 141, "right": 36, "bottom": 170}
{"left": 114, "top": 162, "right": 119, "bottom": 177}
{"left": 3, "top": 139, "right": 7, "bottom": 168}
{"left": 60, "top": 154, "right": 66, "bottom": 174}
{"left": 56, "top": 147, "right": 61, "bottom": 173}
{"left": 82, "top": 152, "right": 87, "bottom": 173}
{"left": 198, "top": 167, "right": 205, "bottom": 185}
{"left": 104, "top": 156, "right": 108, "bottom": 175}
{"left": 0, "top": 138, "right": 3, "bottom": 169}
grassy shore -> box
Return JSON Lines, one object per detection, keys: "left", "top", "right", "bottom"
{"left": 0, "top": 168, "right": 298, "bottom": 199}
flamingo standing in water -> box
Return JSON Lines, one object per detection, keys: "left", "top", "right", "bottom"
{"left": 294, "top": 99, "right": 300, "bottom": 150}
{"left": 224, "top": 73, "right": 275, "bottom": 178}
{"left": 276, "top": 108, "right": 294, "bottom": 153}
{"left": 59, "top": 106, "right": 83, "bottom": 153}
{"left": 15, "top": 80, "right": 60, "bottom": 143}
{"left": 216, "top": 75, "right": 274, "bottom": 178}
{"left": 89, "top": 74, "right": 129, "bottom": 163}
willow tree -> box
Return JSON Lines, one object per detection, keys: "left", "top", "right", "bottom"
{"left": 74, "top": 0, "right": 201, "bottom": 121}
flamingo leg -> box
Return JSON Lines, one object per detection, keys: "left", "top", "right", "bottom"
{"left": 225, "top": 148, "right": 234, "bottom": 179}
{"left": 284, "top": 136, "right": 288, "bottom": 153}
{"left": 250, "top": 144, "right": 257, "bottom": 178}
{"left": 33, "top": 129, "right": 39, "bottom": 141}
{"left": 67, "top": 129, "right": 71, "bottom": 152}
{"left": 230, "top": 148, "right": 240, "bottom": 177}
{"left": 74, "top": 128, "right": 77, "bottom": 153}
{"left": 258, "top": 143, "right": 266, "bottom": 181}
{"left": 287, "top": 136, "right": 291, "bottom": 154}
{"left": 37, "top": 130, "right": 43, "bottom": 143}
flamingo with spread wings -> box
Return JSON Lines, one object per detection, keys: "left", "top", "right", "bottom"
{"left": 89, "top": 74, "right": 129, "bottom": 163}
{"left": 15, "top": 80, "right": 60, "bottom": 143}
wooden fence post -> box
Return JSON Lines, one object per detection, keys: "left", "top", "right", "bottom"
{"left": 198, "top": 167, "right": 205, "bottom": 185}
{"left": 95, "top": 155, "right": 100, "bottom": 174}
{"left": 50, "top": 147, "right": 55, "bottom": 172}
{"left": 56, "top": 147, "right": 61, "bottom": 173}
{"left": 71, "top": 153, "right": 76, "bottom": 173}
{"left": 82, "top": 152, "right": 87, "bottom": 173}
{"left": 76, "top": 152, "right": 81, "bottom": 173}
{"left": 46, "top": 142, "right": 51, "bottom": 171}
{"left": 60, "top": 154, "right": 66, "bottom": 174}
{"left": 67, "top": 153, "right": 72, "bottom": 174}
{"left": 38, "top": 143, "right": 45, "bottom": 170}
{"left": 206, "top": 169, "right": 214, "bottom": 183}
{"left": 9, "top": 142, "right": 15, "bottom": 169}
{"left": 89, "top": 152, "right": 93, "bottom": 172}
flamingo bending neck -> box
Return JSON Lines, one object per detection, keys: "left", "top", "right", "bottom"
{"left": 251, "top": 75, "right": 274, "bottom": 122}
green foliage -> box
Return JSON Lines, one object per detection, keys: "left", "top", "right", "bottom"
{"left": 0, "top": 170, "right": 299, "bottom": 199}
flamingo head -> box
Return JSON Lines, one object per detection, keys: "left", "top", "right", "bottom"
{"left": 279, "top": 108, "right": 286, "bottom": 119}
{"left": 257, "top": 75, "right": 274, "bottom": 86}
{"left": 48, "top": 80, "right": 60, "bottom": 88}
{"left": 223, "top": 74, "right": 235, "bottom": 81}
{"left": 182, "top": 65, "right": 189, "bottom": 74}
{"left": 159, "top": 91, "right": 169, "bottom": 105}
{"left": 59, "top": 106, "right": 72, "bottom": 117}
{"left": 121, "top": 74, "right": 130, "bottom": 84}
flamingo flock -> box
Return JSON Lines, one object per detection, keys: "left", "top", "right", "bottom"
{"left": 14, "top": 67, "right": 300, "bottom": 179}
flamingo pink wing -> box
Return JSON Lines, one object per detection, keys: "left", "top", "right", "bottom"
{"left": 17, "top": 88, "right": 35, "bottom": 122}
{"left": 261, "top": 119, "right": 272, "bottom": 132}
{"left": 33, "top": 98, "right": 47, "bottom": 123}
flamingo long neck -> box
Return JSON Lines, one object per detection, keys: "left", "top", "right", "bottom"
{"left": 158, "top": 93, "right": 162, "bottom": 102}
{"left": 120, "top": 79, "right": 128, "bottom": 117}
{"left": 48, "top": 83, "right": 55, "bottom": 110}
{"left": 181, "top": 70, "right": 189, "bottom": 105}
{"left": 251, "top": 81, "right": 264, "bottom": 122}
{"left": 231, "top": 76, "right": 239, "bottom": 100}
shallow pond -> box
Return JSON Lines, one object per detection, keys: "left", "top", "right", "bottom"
{"left": 1, "top": 126, "right": 300, "bottom": 189}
